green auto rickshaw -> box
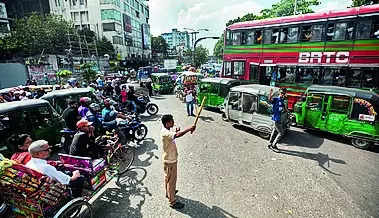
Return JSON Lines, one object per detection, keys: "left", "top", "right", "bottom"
{"left": 197, "top": 78, "right": 241, "bottom": 109}
{"left": 151, "top": 73, "right": 174, "bottom": 94}
{"left": 294, "top": 85, "right": 379, "bottom": 149}
{"left": 0, "top": 99, "right": 64, "bottom": 157}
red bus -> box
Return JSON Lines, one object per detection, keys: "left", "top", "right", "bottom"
{"left": 222, "top": 5, "right": 379, "bottom": 110}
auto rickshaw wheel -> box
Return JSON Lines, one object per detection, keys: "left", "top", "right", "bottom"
{"left": 258, "top": 131, "right": 271, "bottom": 139}
{"left": 351, "top": 138, "right": 371, "bottom": 150}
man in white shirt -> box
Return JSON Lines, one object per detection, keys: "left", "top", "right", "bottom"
{"left": 26, "top": 140, "right": 84, "bottom": 197}
{"left": 185, "top": 89, "right": 195, "bottom": 116}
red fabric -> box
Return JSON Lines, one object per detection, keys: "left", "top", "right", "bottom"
{"left": 121, "top": 90, "right": 127, "bottom": 103}
{"left": 11, "top": 152, "right": 32, "bottom": 165}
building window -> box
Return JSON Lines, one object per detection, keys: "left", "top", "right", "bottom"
{"left": 101, "top": 9, "right": 122, "bottom": 22}
{"left": 103, "top": 23, "right": 116, "bottom": 31}
{"left": 72, "top": 0, "right": 77, "bottom": 6}
{"left": 136, "top": 10, "right": 140, "bottom": 18}
{"left": 113, "top": 36, "right": 123, "bottom": 45}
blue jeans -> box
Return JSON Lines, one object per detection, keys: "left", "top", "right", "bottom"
{"left": 186, "top": 101, "right": 194, "bottom": 115}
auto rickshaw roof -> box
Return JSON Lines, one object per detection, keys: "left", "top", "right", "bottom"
{"left": 200, "top": 78, "right": 238, "bottom": 85}
{"left": 307, "top": 85, "right": 379, "bottom": 102}
{"left": 40, "top": 88, "right": 92, "bottom": 99}
{"left": 0, "top": 99, "right": 50, "bottom": 113}
{"left": 181, "top": 71, "right": 203, "bottom": 77}
{"left": 151, "top": 73, "right": 170, "bottom": 77}
{"left": 230, "top": 84, "right": 280, "bottom": 96}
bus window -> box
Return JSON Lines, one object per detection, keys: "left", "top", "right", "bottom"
{"left": 311, "top": 24, "right": 323, "bottom": 41}
{"left": 226, "top": 29, "right": 232, "bottom": 45}
{"left": 232, "top": 31, "right": 241, "bottom": 45}
{"left": 272, "top": 29, "right": 280, "bottom": 44}
{"left": 233, "top": 62, "right": 245, "bottom": 76}
{"left": 333, "top": 23, "right": 347, "bottom": 41}
{"left": 297, "top": 67, "right": 320, "bottom": 84}
{"left": 241, "top": 31, "right": 247, "bottom": 45}
{"left": 326, "top": 23, "right": 334, "bottom": 41}
{"left": 224, "top": 62, "right": 232, "bottom": 76}
{"left": 373, "top": 16, "right": 379, "bottom": 39}
{"left": 278, "top": 66, "right": 296, "bottom": 83}
{"left": 347, "top": 69, "right": 362, "bottom": 88}
{"left": 287, "top": 27, "right": 299, "bottom": 43}
{"left": 346, "top": 22, "right": 355, "bottom": 40}
{"left": 263, "top": 29, "right": 272, "bottom": 44}
{"left": 255, "top": 30, "right": 263, "bottom": 44}
{"left": 357, "top": 20, "right": 372, "bottom": 39}
{"left": 280, "top": 28, "right": 288, "bottom": 43}
{"left": 362, "top": 68, "right": 379, "bottom": 89}
{"left": 246, "top": 31, "right": 255, "bottom": 45}
{"left": 301, "top": 25, "right": 312, "bottom": 41}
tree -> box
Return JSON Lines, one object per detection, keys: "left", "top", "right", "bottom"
{"left": 0, "top": 13, "right": 73, "bottom": 58}
{"left": 151, "top": 36, "right": 168, "bottom": 57}
{"left": 185, "top": 45, "right": 209, "bottom": 67}
{"left": 81, "top": 63, "right": 97, "bottom": 83}
{"left": 351, "top": 0, "right": 378, "bottom": 7}
{"left": 96, "top": 36, "right": 115, "bottom": 56}
{"left": 214, "top": 33, "right": 224, "bottom": 59}
{"left": 78, "top": 28, "right": 96, "bottom": 43}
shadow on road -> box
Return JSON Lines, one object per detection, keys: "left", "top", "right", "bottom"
{"left": 139, "top": 114, "right": 161, "bottom": 122}
{"left": 275, "top": 148, "right": 346, "bottom": 176}
{"left": 281, "top": 130, "right": 325, "bottom": 148}
{"left": 92, "top": 168, "right": 151, "bottom": 218}
{"left": 133, "top": 138, "right": 159, "bottom": 167}
{"left": 175, "top": 196, "right": 238, "bottom": 218}
{"left": 199, "top": 115, "right": 215, "bottom": 123}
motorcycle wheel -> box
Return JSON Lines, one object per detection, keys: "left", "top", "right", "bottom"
{"left": 147, "top": 104, "right": 159, "bottom": 115}
{"left": 134, "top": 124, "right": 148, "bottom": 142}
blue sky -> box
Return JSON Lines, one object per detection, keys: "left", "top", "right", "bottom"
{"left": 148, "top": 0, "right": 353, "bottom": 54}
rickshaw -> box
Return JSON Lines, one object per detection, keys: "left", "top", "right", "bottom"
{"left": 223, "top": 84, "right": 290, "bottom": 139}
{"left": 0, "top": 130, "right": 135, "bottom": 217}
{"left": 40, "top": 88, "right": 100, "bottom": 115}
{"left": 197, "top": 78, "right": 241, "bottom": 109}
{"left": 0, "top": 99, "right": 64, "bottom": 157}
{"left": 293, "top": 85, "right": 379, "bottom": 149}
{"left": 151, "top": 73, "right": 174, "bottom": 94}
{"left": 175, "top": 71, "right": 204, "bottom": 102}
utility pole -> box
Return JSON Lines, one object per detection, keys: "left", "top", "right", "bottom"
{"left": 294, "top": 0, "right": 297, "bottom": 15}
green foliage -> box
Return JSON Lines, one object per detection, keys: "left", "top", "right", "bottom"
{"left": 151, "top": 36, "right": 168, "bottom": 56}
{"left": 0, "top": 13, "right": 72, "bottom": 57}
{"left": 351, "top": 0, "right": 378, "bottom": 7}
{"left": 81, "top": 63, "right": 97, "bottom": 83}
{"left": 185, "top": 45, "right": 209, "bottom": 67}
{"left": 214, "top": 33, "right": 224, "bottom": 59}
{"left": 78, "top": 28, "right": 96, "bottom": 43}
{"left": 96, "top": 36, "right": 115, "bottom": 56}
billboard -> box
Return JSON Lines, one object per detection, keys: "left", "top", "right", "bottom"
{"left": 142, "top": 24, "right": 150, "bottom": 50}
{"left": 123, "top": 14, "right": 132, "bottom": 33}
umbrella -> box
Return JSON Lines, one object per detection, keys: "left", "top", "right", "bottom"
{"left": 56, "top": 69, "right": 73, "bottom": 77}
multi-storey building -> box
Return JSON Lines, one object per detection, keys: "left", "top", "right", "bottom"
{"left": 161, "top": 28, "right": 190, "bottom": 54}
{"left": 3, "top": 0, "right": 151, "bottom": 60}
{"left": 0, "top": 2, "right": 10, "bottom": 36}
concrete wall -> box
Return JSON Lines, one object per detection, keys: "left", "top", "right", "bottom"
{"left": 0, "top": 63, "right": 28, "bottom": 88}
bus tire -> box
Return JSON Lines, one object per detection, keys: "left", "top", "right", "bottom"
{"left": 351, "top": 138, "right": 371, "bottom": 150}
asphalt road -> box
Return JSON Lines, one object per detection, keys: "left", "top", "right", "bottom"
{"left": 90, "top": 94, "right": 379, "bottom": 218}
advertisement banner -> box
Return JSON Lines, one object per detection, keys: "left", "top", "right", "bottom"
{"left": 123, "top": 14, "right": 132, "bottom": 33}
{"left": 142, "top": 24, "right": 150, "bottom": 49}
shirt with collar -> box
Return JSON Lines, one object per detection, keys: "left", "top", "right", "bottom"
{"left": 26, "top": 157, "right": 71, "bottom": 185}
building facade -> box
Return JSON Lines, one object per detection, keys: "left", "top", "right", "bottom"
{"left": 3, "top": 0, "right": 151, "bottom": 60}
{"left": 161, "top": 28, "right": 190, "bottom": 54}
{"left": 51, "top": 0, "right": 151, "bottom": 60}
{"left": 0, "top": 2, "right": 10, "bottom": 36}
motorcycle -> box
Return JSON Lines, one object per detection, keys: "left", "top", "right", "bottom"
{"left": 121, "top": 95, "right": 159, "bottom": 116}
{"left": 117, "top": 114, "right": 148, "bottom": 144}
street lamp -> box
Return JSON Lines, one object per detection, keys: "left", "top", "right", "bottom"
{"left": 193, "top": 36, "right": 219, "bottom": 67}
{"left": 183, "top": 28, "right": 209, "bottom": 50}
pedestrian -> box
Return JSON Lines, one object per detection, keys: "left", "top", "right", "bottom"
{"left": 146, "top": 79, "right": 153, "bottom": 97}
{"left": 185, "top": 89, "right": 195, "bottom": 116}
{"left": 267, "top": 88, "right": 287, "bottom": 149}
{"left": 160, "top": 114, "right": 196, "bottom": 209}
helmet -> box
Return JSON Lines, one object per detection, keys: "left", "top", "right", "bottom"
{"left": 79, "top": 97, "right": 91, "bottom": 104}
{"left": 89, "top": 103, "right": 100, "bottom": 112}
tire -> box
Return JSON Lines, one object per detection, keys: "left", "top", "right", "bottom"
{"left": 134, "top": 124, "right": 148, "bottom": 141}
{"left": 351, "top": 138, "right": 371, "bottom": 150}
{"left": 258, "top": 131, "right": 271, "bottom": 139}
{"left": 56, "top": 200, "right": 93, "bottom": 218}
{"left": 146, "top": 104, "right": 159, "bottom": 115}
{"left": 113, "top": 145, "right": 135, "bottom": 175}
